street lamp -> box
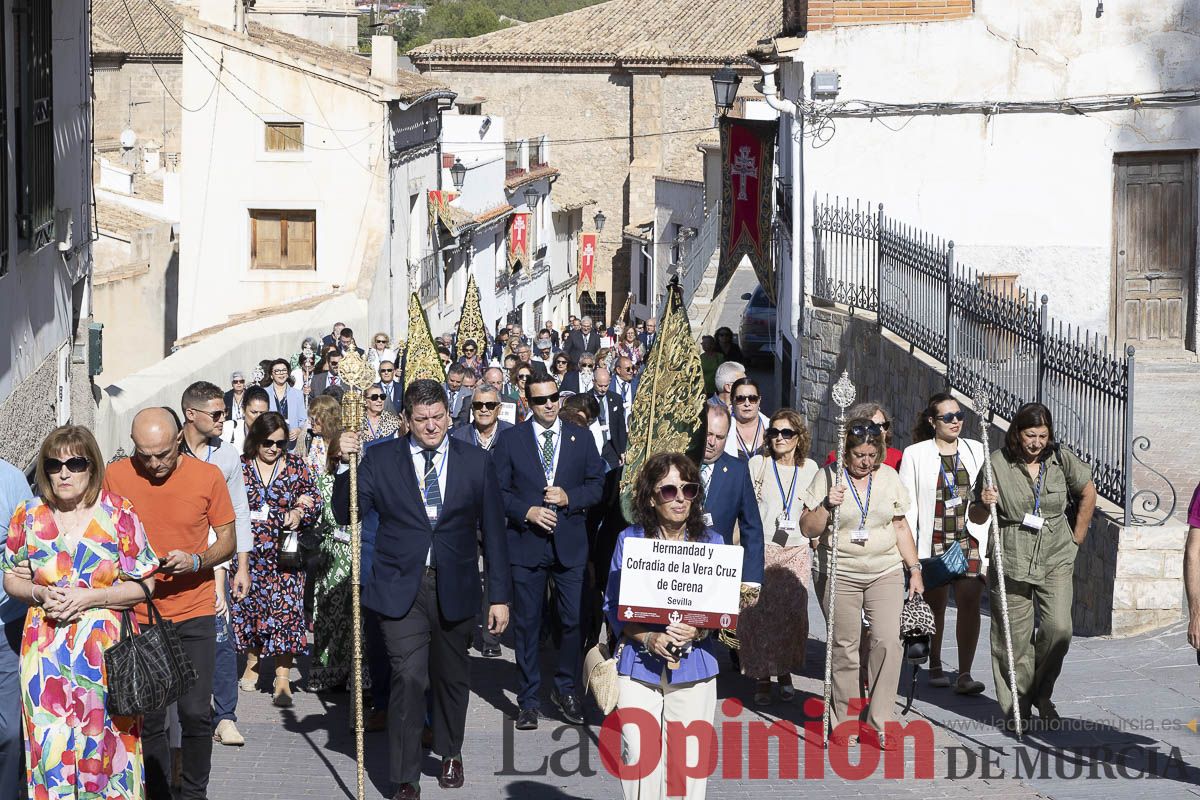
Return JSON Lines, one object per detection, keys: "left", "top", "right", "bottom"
{"left": 449, "top": 157, "right": 467, "bottom": 191}
{"left": 711, "top": 62, "right": 741, "bottom": 115}
{"left": 593, "top": 209, "right": 606, "bottom": 234}
{"left": 523, "top": 186, "right": 539, "bottom": 210}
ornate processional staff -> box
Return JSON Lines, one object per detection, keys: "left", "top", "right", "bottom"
{"left": 338, "top": 349, "right": 375, "bottom": 799}
{"left": 823, "top": 371, "right": 856, "bottom": 747}
{"left": 973, "top": 386, "right": 1021, "bottom": 740}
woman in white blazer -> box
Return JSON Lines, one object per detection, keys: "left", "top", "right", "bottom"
{"left": 899, "top": 392, "right": 989, "bottom": 695}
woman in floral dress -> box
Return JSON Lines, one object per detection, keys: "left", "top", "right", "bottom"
{"left": 232, "top": 412, "right": 323, "bottom": 708}
{"left": 305, "top": 396, "right": 354, "bottom": 692}
{"left": 1, "top": 425, "right": 159, "bottom": 799}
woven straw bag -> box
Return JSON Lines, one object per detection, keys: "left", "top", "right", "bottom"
{"left": 583, "top": 640, "right": 626, "bottom": 715}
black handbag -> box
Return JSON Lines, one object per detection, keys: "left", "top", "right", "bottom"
{"left": 919, "top": 541, "right": 969, "bottom": 591}
{"left": 104, "top": 581, "right": 198, "bottom": 716}
{"left": 278, "top": 524, "right": 322, "bottom": 571}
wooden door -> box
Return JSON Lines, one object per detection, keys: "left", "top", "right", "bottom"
{"left": 1114, "top": 152, "right": 1196, "bottom": 350}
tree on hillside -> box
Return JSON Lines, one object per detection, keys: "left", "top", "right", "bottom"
{"left": 405, "top": 1, "right": 508, "bottom": 50}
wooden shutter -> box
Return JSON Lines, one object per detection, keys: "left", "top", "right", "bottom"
{"left": 284, "top": 211, "right": 316, "bottom": 269}
{"left": 251, "top": 211, "right": 283, "bottom": 269}
{"left": 265, "top": 122, "right": 303, "bottom": 153}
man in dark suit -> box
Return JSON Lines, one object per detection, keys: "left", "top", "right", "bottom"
{"left": 562, "top": 315, "right": 601, "bottom": 364}
{"left": 700, "top": 402, "right": 764, "bottom": 587}
{"left": 492, "top": 375, "right": 605, "bottom": 730}
{"left": 590, "top": 367, "right": 627, "bottom": 457}
{"left": 558, "top": 353, "right": 596, "bottom": 396}
{"left": 321, "top": 322, "right": 345, "bottom": 350}
{"left": 638, "top": 317, "right": 657, "bottom": 352}
{"left": 375, "top": 360, "right": 403, "bottom": 414}
{"left": 310, "top": 351, "right": 344, "bottom": 396}
{"left": 612, "top": 357, "right": 639, "bottom": 424}
{"left": 338, "top": 327, "right": 366, "bottom": 357}
{"left": 333, "top": 380, "right": 510, "bottom": 799}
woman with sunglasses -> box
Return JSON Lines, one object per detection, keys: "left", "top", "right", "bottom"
{"left": 550, "top": 353, "right": 573, "bottom": 388}
{"left": 456, "top": 339, "right": 484, "bottom": 379}
{"left": 232, "top": 413, "right": 323, "bottom": 708}
{"left": 360, "top": 384, "right": 403, "bottom": 445}
{"left": 724, "top": 376, "right": 769, "bottom": 460}
{"left": 2, "top": 426, "right": 159, "bottom": 797}
{"left": 604, "top": 453, "right": 720, "bottom": 800}
{"left": 740, "top": 410, "right": 819, "bottom": 705}
{"left": 801, "top": 418, "right": 924, "bottom": 749}
{"left": 969, "top": 403, "right": 1096, "bottom": 731}
{"left": 616, "top": 325, "right": 645, "bottom": 369}
{"left": 823, "top": 402, "right": 903, "bottom": 471}
{"left": 266, "top": 358, "right": 307, "bottom": 452}
{"left": 366, "top": 332, "right": 398, "bottom": 381}
{"left": 899, "top": 393, "right": 989, "bottom": 695}
{"left": 503, "top": 364, "right": 534, "bottom": 422}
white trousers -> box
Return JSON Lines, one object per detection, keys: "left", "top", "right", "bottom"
{"left": 616, "top": 673, "right": 717, "bottom": 800}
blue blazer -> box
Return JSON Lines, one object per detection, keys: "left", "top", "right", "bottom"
{"left": 451, "top": 420, "right": 513, "bottom": 450}
{"left": 704, "top": 453, "right": 765, "bottom": 584}
{"left": 267, "top": 385, "right": 307, "bottom": 450}
{"left": 492, "top": 420, "right": 605, "bottom": 569}
{"left": 332, "top": 435, "right": 511, "bottom": 620}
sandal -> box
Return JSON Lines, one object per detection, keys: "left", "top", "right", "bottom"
{"left": 954, "top": 674, "right": 986, "bottom": 695}
{"left": 753, "top": 681, "right": 772, "bottom": 706}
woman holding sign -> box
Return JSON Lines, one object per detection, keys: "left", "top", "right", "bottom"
{"left": 740, "top": 409, "right": 818, "bottom": 705}
{"left": 969, "top": 402, "right": 1096, "bottom": 728}
{"left": 604, "top": 452, "right": 721, "bottom": 800}
{"left": 800, "top": 419, "right": 924, "bottom": 749}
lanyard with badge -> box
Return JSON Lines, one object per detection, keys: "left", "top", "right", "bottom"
{"left": 940, "top": 451, "right": 964, "bottom": 509}
{"left": 535, "top": 427, "right": 561, "bottom": 484}
{"left": 736, "top": 419, "right": 762, "bottom": 459}
{"left": 1022, "top": 462, "right": 1048, "bottom": 532}
{"left": 773, "top": 459, "right": 800, "bottom": 533}
{"left": 423, "top": 446, "right": 446, "bottom": 524}
{"left": 250, "top": 459, "right": 281, "bottom": 522}
{"left": 700, "top": 463, "right": 715, "bottom": 527}
{"left": 844, "top": 469, "right": 872, "bottom": 544}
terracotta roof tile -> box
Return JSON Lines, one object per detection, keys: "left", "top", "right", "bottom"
{"left": 92, "top": 0, "right": 185, "bottom": 58}
{"left": 95, "top": 197, "right": 168, "bottom": 240}
{"left": 504, "top": 163, "right": 559, "bottom": 191}
{"left": 410, "top": 0, "right": 780, "bottom": 68}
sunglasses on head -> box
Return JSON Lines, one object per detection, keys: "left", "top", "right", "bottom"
{"left": 530, "top": 392, "right": 560, "bottom": 406}
{"left": 262, "top": 438, "right": 288, "bottom": 449}
{"left": 934, "top": 411, "right": 965, "bottom": 423}
{"left": 656, "top": 482, "right": 700, "bottom": 502}
{"left": 472, "top": 400, "right": 499, "bottom": 411}
{"left": 734, "top": 394, "right": 760, "bottom": 404}
{"left": 766, "top": 427, "right": 798, "bottom": 440}
{"left": 365, "top": 393, "right": 385, "bottom": 401}
{"left": 849, "top": 423, "right": 883, "bottom": 438}
{"left": 44, "top": 456, "right": 90, "bottom": 475}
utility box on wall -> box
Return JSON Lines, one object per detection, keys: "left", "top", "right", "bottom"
{"left": 88, "top": 322, "right": 104, "bottom": 377}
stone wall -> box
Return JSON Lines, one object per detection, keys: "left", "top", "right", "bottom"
{"left": 93, "top": 60, "right": 183, "bottom": 153}
{"left": 0, "top": 347, "right": 65, "bottom": 470}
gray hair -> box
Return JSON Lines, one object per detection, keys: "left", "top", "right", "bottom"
{"left": 473, "top": 383, "right": 501, "bottom": 397}
{"left": 581, "top": 316, "right": 593, "bottom": 325}
{"left": 715, "top": 361, "right": 746, "bottom": 392}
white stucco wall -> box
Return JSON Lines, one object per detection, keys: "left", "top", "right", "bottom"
{"left": 179, "top": 25, "right": 389, "bottom": 337}
{"left": 789, "top": 0, "right": 1200, "bottom": 337}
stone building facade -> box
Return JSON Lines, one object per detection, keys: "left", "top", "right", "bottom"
{"left": 410, "top": 0, "right": 781, "bottom": 321}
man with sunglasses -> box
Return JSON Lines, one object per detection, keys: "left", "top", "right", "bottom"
{"left": 375, "top": 360, "right": 403, "bottom": 413}
{"left": 492, "top": 375, "right": 605, "bottom": 730}
{"left": 104, "top": 407, "right": 237, "bottom": 800}
{"left": 699, "top": 403, "right": 765, "bottom": 590}
{"left": 589, "top": 366, "right": 627, "bottom": 456}
{"left": 333, "top": 379, "right": 511, "bottom": 798}
{"left": 179, "top": 382, "right": 253, "bottom": 747}
{"left": 612, "top": 357, "right": 639, "bottom": 423}
{"left": 310, "top": 350, "right": 344, "bottom": 397}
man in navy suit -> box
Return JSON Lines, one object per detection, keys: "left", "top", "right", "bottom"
{"left": 591, "top": 367, "right": 627, "bottom": 456}
{"left": 638, "top": 317, "right": 657, "bottom": 352}
{"left": 333, "top": 380, "right": 510, "bottom": 799}
{"left": 700, "top": 402, "right": 764, "bottom": 587}
{"left": 492, "top": 374, "right": 605, "bottom": 730}
{"left": 375, "top": 360, "right": 403, "bottom": 414}
{"left": 612, "top": 356, "right": 639, "bottom": 424}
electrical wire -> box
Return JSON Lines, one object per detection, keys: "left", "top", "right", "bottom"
{"left": 119, "top": 0, "right": 218, "bottom": 113}
{"left": 817, "top": 89, "right": 1200, "bottom": 118}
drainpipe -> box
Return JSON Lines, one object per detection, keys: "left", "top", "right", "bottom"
{"left": 640, "top": 242, "right": 653, "bottom": 316}
{"left": 757, "top": 61, "right": 803, "bottom": 405}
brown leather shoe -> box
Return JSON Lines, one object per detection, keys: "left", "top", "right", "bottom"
{"left": 365, "top": 709, "right": 387, "bottom": 732}
{"left": 438, "top": 757, "right": 464, "bottom": 789}
{"left": 392, "top": 782, "right": 420, "bottom": 800}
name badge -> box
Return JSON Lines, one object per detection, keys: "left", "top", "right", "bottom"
{"left": 701, "top": 512, "right": 714, "bottom": 527}
{"left": 333, "top": 530, "right": 351, "bottom": 544}
{"left": 425, "top": 505, "right": 440, "bottom": 522}
{"left": 777, "top": 515, "right": 797, "bottom": 531}
{"left": 850, "top": 527, "right": 869, "bottom": 544}
{"left": 250, "top": 507, "right": 269, "bottom": 522}
{"left": 945, "top": 496, "right": 963, "bottom": 509}
{"left": 1022, "top": 513, "right": 1045, "bottom": 531}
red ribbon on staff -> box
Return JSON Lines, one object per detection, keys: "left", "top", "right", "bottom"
{"left": 717, "top": 117, "right": 776, "bottom": 302}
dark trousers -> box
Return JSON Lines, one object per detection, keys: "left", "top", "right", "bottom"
{"left": 511, "top": 552, "right": 584, "bottom": 709}
{"left": 378, "top": 571, "right": 473, "bottom": 787}
{"left": 364, "top": 607, "right": 392, "bottom": 711}
{"left": 212, "top": 613, "right": 238, "bottom": 726}
{"left": 479, "top": 560, "right": 500, "bottom": 649}
{"left": 0, "top": 619, "right": 23, "bottom": 800}
{"left": 144, "top": 615, "right": 216, "bottom": 800}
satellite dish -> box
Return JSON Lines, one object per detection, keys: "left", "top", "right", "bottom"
{"left": 120, "top": 128, "right": 137, "bottom": 149}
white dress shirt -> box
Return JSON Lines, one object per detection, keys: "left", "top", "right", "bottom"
{"left": 409, "top": 434, "right": 450, "bottom": 565}
{"left": 530, "top": 418, "right": 563, "bottom": 485}
{"left": 614, "top": 378, "right": 633, "bottom": 422}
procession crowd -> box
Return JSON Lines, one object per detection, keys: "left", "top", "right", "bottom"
{"left": 0, "top": 312, "right": 1109, "bottom": 800}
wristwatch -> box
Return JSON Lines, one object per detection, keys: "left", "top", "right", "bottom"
{"left": 906, "top": 562, "right": 923, "bottom": 573}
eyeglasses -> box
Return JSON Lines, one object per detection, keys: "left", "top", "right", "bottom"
{"left": 766, "top": 428, "right": 798, "bottom": 440}
{"left": 272, "top": 368, "right": 289, "bottom": 375}
{"left": 365, "top": 393, "right": 385, "bottom": 401}
{"left": 656, "top": 483, "right": 700, "bottom": 502}
{"left": 472, "top": 401, "right": 500, "bottom": 411}
{"left": 190, "top": 408, "right": 227, "bottom": 422}
{"left": 232, "top": 379, "right": 246, "bottom": 385}
{"left": 934, "top": 412, "right": 965, "bottom": 423}
{"left": 380, "top": 368, "right": 394, "bottom": 374}
{"left": 530, "top": 392, "right": 560, "bottom": 406}
{"left": 375, "top": 339, "right": 388, "bottom": 345}
{"left": 734, "top": 394, "right": 760, "bottom": 404}
{"left": 517, "top": 374, "right": 531, "bottom": 381}
{"left": 262, "top": 438, "right": 288, "bottom": 449}
{"left": 44, "top": 456, "right": 90, "bottom": 475}
{"left": 849, "top": 423, "right": 883, "bottom": 438}
{"left": 464, "top": 347, "right": 476, "bottom": 354}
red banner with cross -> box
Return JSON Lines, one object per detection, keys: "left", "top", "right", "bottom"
{"left": 508, "top": 213, "right": 530, "bottom": 268}
{"left": 717, "top": 117, "right": 776, "bottom": 303}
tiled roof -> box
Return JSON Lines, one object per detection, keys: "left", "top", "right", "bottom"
{"left": 92, "top": 0, "right": 185, "bottom": 58}
{"left": 410, "top": 0, "right": 780, "bottom": 68}
{"left": 505, "top": 163, "right": 559, "bottom": 192}
{"left": 96, "top": 197, "right": 168, "bottom": 240}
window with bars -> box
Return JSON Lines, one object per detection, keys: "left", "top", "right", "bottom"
{"left": 14, "top": 0, "right": 54, "bottom": 251}
{"left": 579, "top": 291, "right": 607, "bottom": 328}
{"left": 265, "top": 122, "right": 304, "bottom": 153}
{"left": 249, "top": 210, "right": 317, "bottom": 270}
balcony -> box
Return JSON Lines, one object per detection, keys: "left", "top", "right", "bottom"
{"left": 414, "top": 252, "right": 438, "bottom": 304}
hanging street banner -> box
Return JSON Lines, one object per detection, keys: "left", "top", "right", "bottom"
{"left": 427, "top": 190, "right": 459, "bottom": 235}
{"left": 717, "top": 117, "right": 777, "bottom": 303}
{"left": 577, "top": 232, "right": 597, "bottom": 303}
{"left": 508, "top": 213, "right": 530, "bottom": 268}
{"left": 616, "top": 537, "right": 744, "bottom": 629}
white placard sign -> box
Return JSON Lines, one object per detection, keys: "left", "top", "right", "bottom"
{"left": 617, "top": 537, "right": 743, "bottom": 629}
{"left": 498, "top": 402, "right": 518, "bottom": 425}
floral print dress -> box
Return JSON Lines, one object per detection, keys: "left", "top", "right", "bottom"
{"left": 231, "top": 453, "right": 323, "bottom": 656}
{"left": 2, "top": 491, "right": 159, "bottom": 799}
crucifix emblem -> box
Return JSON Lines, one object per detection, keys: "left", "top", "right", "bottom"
{"left": 731, "top": 145, "right": 757, "bottom": 202}
{"left": 582, "top": 242, "right": 594, "bottom": 260}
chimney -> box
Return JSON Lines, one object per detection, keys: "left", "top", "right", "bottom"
{"left": 782, "top": 0, "right": 807, "bottom": 35}
{"left": 199, "top": 0, "right": 238, "bottom": 30}
{"left": 372, "top": 35, "right": 400, "bottom": 84}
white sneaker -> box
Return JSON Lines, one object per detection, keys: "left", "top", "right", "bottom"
{"left": 214, "top": 719, "right": 246, "bottom": 746}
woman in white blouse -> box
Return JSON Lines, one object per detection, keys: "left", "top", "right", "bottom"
{"left": 898, "top": 392, "right": 988, "bottom": 695}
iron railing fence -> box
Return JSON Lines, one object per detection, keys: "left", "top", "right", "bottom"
{"left": 812, "top": 195, "right": 1134, "bottom": 516}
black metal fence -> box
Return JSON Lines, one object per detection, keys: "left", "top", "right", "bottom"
{"left": 812, "top": 196, "right": 1133, "bottom": 515}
